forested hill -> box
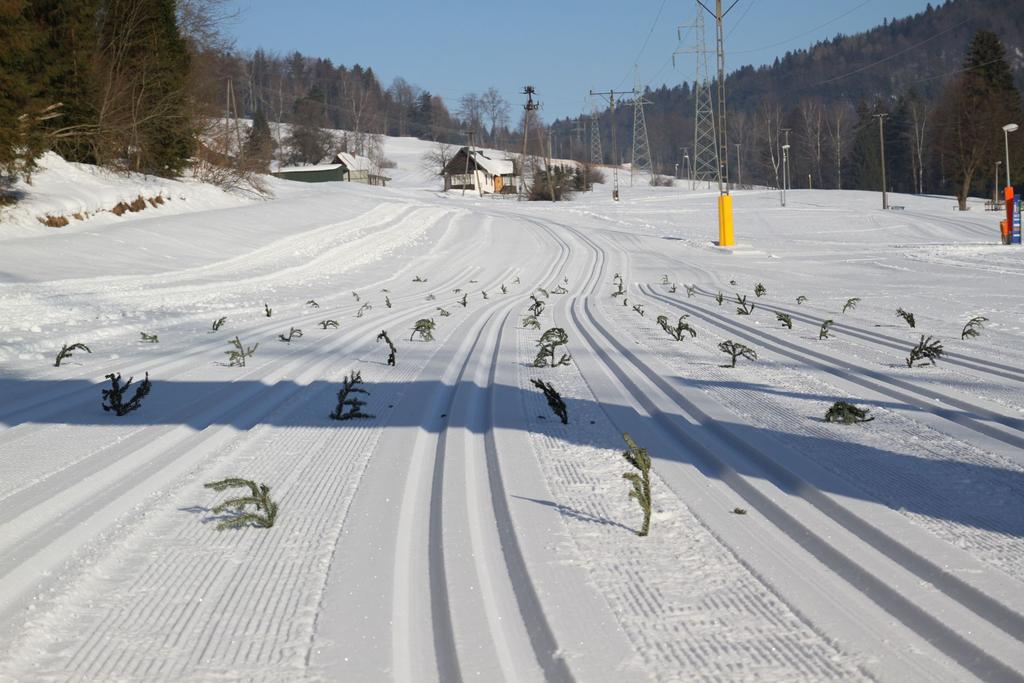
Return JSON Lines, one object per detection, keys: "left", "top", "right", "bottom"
{"left": 724, "top": 0, "right": 1023, "bottom": 113}
{"left": 556, "top": 0, "right": 1024, "bottom": 196}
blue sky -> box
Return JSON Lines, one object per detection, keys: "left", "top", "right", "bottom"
{"left": 224, "top": 0, "right": 937, "bottom": 120}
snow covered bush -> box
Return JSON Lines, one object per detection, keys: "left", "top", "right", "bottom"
{"left": 204, "top": 478, "right": 278, "bottom": 530}
{"left": 54, "top": 342, "right": 90, "bottom": 367}
{"left": 410, "top": 318, "right": 436, "bottom": 341}
{"left": 278, "top": 327, "right": 303, "bottom": 343}
{"left": 906, "top": 335, "right": 944, "bottom": 368}
{"left": 329, "top": 371, "right": 373, "bottom": 421}
{"left": 530, "top": 378, "right": 568, "bottom": 424}
{"left": 522, "top": 315, "right": 541, "bottom": 330}
{"left": 533, "top": 327, "right": 571, "bottom": 367}
{"left": 718, "top": 340, "right": 757, "bottom": 367}
{"left": 776, "top": 312, "right": 793, "bottom": 329}
{"left": 754, "top": 283, "right": 767, "bottom": 297}
{"left": 824, "top": 401, "right": 874, "bottom": 424}
{"left": 225, "top": 336, "right": 258, "bottom": 367}
{"left": 621, "top": 433, "right": 652, "bottom": 537}
{"left": 657, "top": 314, "right": 696, "bottom": 341}
{"left": 101, "top": 372, "right": 151, "bottom": 416}
{"left": 961, "top": 316, "right": 988, "bottom": 340}
{"left": 377, "top": 330, "right": 396, "bottom": 366}
{"left": 528, "top": 295, "right": 545, "bottom": 317}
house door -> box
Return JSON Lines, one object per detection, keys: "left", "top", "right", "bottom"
{"left": 494, "top": 176, "right": 503, "bottom": 193}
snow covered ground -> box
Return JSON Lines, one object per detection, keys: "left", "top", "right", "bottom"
{"left": 1, "top": 138, "right": 1022, "bottom": 682}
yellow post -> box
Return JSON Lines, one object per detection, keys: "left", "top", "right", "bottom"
{"left": 717, "top": 194, "right": 734, "bottom": 246}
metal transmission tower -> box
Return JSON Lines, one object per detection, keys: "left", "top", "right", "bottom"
{"left": 674, "top": 6, "right": 718, "bottom": 190}
{"left": 629, "top": 68, "right": 654, "bottom": 186}
{"left": 589, "top": 107, "right": 603, "bottom": 166}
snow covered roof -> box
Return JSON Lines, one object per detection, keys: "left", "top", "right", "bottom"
{"left": 275, "top": 164, "right": 344, "bottom": 174}
{"left": 331, "top": 152, "right": 372, "bottom": 171}
{"left": 463, "top": 149, "right": 515, "bottom": 176}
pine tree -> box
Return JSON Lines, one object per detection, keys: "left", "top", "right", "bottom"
{"left": 244, "top": 109, "right": 274, "bottom": 172}
{"left": 0, "top": 1, "right": 44, "bottom": 182}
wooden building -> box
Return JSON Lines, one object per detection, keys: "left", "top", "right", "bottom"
{"left": 442, "top": 148, "right": 518, "bottom": 194}
{"left": 273, "top": 152, "right": 390, "bottom": 186}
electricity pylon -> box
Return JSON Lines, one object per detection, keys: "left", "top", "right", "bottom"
{"left": 518, "top": 85, "right": 540, "bottom": 199}
{"left": 673, "top": 5, "right": 718, "bottom": 190}
{"left": 629, "top": 67, "right": 653, "bottom": 186}
{"left": 590, "top": 107, "right": 603, "bottom": 166}
{"left": 590, "top": 87, "right": 633, "bottom": 201}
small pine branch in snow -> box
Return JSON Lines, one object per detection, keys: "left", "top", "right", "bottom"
{"left": 896, "top": 308, "right": 916, "bottom": 328}
{"left": 776, "top": 312, "right": 793, "bottom": 329}
{"left": 537, "top": 287, "right": 550, "bottom": 299}
{"left": 377, "top": 330, "right": 396, "bottom": 366}
{"left": 824, "top": 401, "right": 874, "bottom": 424}
{"left": 657, "top": 314, "right": 697, "bottom": 341}
{"left": 754, "top": 282, "right": 767, "bottom": 298}
{"left": 961, "top": 316, "right": 988, "bottom": 340}
{"left": 715, "top": 292, "right": 724, "bottom": 306}
{"left": 458, "top": 293, "right": 468, "bottom": 308}
{"left": 319, "top": 319, "right": 339, "bottom": 329}
{"left": 54, "top": 342, "right": 91, "bottom": 367}
{"left": 819, "top": 319, "right": 834, "bottom": 340}
{"left": 735, "top": 294, "right": 754, "bottom": 315}
{"left": 225, "top": 336, "right": 257, "bottom": 366}
{"left": 356, "top": 302, "right": 372, "bottom": 318}
{"left": 552, "top": 284, "right": 568, "bottom": 295}
{"left": 101, "top": 372, "right": 151, "bottom": 416}
{"left": 729, "top": 279, "right": 738, "bottom": 286}
{"left": 632, "top": 303, "right": 645, "bottom": 317}
{"left": 513, "top": 276, "right": 521, "bottom": 285}
{"left": 522, "top": 315, "right": 541, "bottom": 330}
{"left": 530, "top": 378, "right": 568, "bottom": 424}
{"left": 264, "top": 303, "right": 272, "bottom": 317}
{"left": 718, "top": 340, "right": 757, "bottom": 367}
{"left": 842, "top": 297, "right": 860, "bottom": 314}
{"left": 906, "top": 335, "right": 944, "bottom": 368}
{"left": 660, "top": 274, "right": 670, "bottom": 285}
{"left": 352, "top": 291, "right": 361, "bottom": 302}
{"left": 668, "top": 283, "right": 677, "bottom": 293}
{"left": 620, "top": 433, "right": 652, "bottom": 537}
{"left": 211, "top": 317, "right": 227, "bottom": 332}
{"left": 410, "top": 318, "right": 436, "bottom": 341}
{"left": 426, "top": 293, "right": 436, "bottom": 301}
{"left": 528, "top": 295, "right": 545, "bottom": 317}
{"left": 278, "top": 327, "right": 303, "bottom": 343}
{"left": 796, "top": 295, "right": 808, "bottom": 305}
{"left": 685, "top": 284, "right": 697, "bottom": 298}
{"left": 140, "top": 332, "right": 159, "bottom": 343}
{"left": 533, "top": 327, "right": 571, "bottom": 367}
{"left": 612, "top": 273, "right": 625, "bottom": 297}
{"left": 413, "top": 275, "right": 427, "bottom": 282}
{"left": 204, "top": 478, "right": 278, "bottom": 530}
{"left": 306, "top": 299, "right": 320, "bottom": 309}
{"left": 501, "top": 284, "right": 508, "bottom": 295}
{"left": 453, "top": 288, "right": 462, "bottom": 294}
{"left": 385, "top": 296, "right": 392, "bottom": 309}
{"left": 329, "top": 371, "right": 373, "bottom": 420}
{"left": 622, "top": 297, "right": 629, "bottom": 307}
{"left": 437, "top": 307, "right": 451, "bottom": 317}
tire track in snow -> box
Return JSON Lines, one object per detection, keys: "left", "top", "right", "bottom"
{"left": 553, "top": 221, "right": 1024, "bottom": 681}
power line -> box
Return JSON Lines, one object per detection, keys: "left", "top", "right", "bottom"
{"left": 731, "top": 0, "right": 873, "bottom": 55}
{"left": 618, "top": 0, "right": 671, "bottom": 89}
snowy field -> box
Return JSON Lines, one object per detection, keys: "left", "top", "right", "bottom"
{"left": 1, "top": 139, "right": 1023, "bottom": 682}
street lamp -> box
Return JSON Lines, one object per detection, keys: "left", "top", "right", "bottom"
{"left": 1003, "top": 123, "right": 1018, "bottom": 188}
{"left": 781, "top": 144, "right": 790, "bottom": 207}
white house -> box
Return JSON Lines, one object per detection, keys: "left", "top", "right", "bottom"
{"left": 442, "top": 148, "right": 519, "bottom": 194}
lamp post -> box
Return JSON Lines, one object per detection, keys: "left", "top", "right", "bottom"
{"left": 1003, "top": 123, "right": 1018, "bottom": 188}
{"left": 781, "top": 144, "right": 790, "bottom": 207}
{"left": 995, "top": 161, "right": 1002, "bottom": 204}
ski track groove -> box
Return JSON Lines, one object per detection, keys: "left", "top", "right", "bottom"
{"left": 538, "top": 215, "right": 1024, "bottom": 681}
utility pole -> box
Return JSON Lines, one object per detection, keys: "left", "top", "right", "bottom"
{"left": 590, "top": 87, "right": 633, "bottom": 200}
{"left": 734, "top": 143, "right": 742, "bottom": 189}
{"left": 781, "top": 144, "right": 790, "bottom": 207}
{"left": 873, "top": 112, "right": 889, "bottom": 210}
{"left": 519, "top": 86, "right": 540, "bottom": 199}
{"left": 780, "top": 128, "right": 791, "bottom": 190}
{"left": 461, "top": 129, "right": 475, "bottom": 197}
{"left": 995, "top": 161, "right": 1002, "bottom": 205}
